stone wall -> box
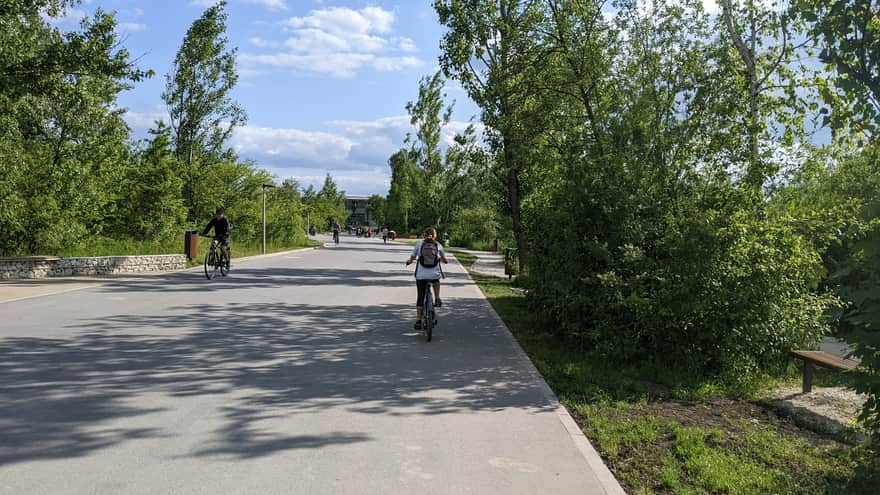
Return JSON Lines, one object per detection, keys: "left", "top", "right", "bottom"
{"left": 0, "top": 255, "right": 187, "bottom": 280}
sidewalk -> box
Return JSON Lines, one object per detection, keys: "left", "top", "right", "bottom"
{"left": 0, "top": 234, "right": 626, "bottom": 495}
{"left": 0, "top": 277, "right": 115, "bottom": 304}
{"left": 452, "top": 248, "right": 507, "bottom": 278}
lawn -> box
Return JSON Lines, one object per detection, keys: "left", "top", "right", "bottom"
{"left": 466, "top": 271, "right": 880, "bottom": 494}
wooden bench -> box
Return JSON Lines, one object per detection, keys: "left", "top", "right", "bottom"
{"left": 790, "top": 350, "right": 860, "bottom": 393}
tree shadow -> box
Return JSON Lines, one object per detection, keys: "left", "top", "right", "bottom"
{"left": 95, "top": 265, "right": 473, "bottom": 294}
{"left": 0, "top": 295, "right": 553, "bottom": 466}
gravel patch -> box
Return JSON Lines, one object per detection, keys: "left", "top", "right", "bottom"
{"left": 769, "top": 386, "right": 869, "bottom": 442}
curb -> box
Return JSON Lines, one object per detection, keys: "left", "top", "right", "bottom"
{"left": 453, "top": 256, "right": 627, "bottom": 495}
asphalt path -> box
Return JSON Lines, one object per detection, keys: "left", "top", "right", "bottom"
{"left": 0, "top": 235, "right": 622, "bottom": 495}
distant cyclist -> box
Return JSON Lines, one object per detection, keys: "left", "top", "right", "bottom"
{"left": 332, "top": 222, "right": 340, "bottom": 244}
{"left": 202, "top": 207, "right": 231, "bottom": 268}
{"left": 406, "top": 228, "right": 448, "bottom": 330}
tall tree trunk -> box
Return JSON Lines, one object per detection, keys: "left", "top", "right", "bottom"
{"left": 722, "top": 0, "right": 763, "bottom": 191}
{"left": 504, "top": 140, "right": 528, "bottom": 271}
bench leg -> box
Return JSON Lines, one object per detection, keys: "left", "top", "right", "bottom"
{"left": 802, "top": 361, "right": 814, "bottom": 393}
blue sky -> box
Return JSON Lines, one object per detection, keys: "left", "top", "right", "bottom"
{"left": 50, "top": 0, "right": 481, "bottom": 196}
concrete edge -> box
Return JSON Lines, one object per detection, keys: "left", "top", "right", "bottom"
{"left": 0, "top": 245, "right": 321, "bottom": 304}
{"left": 452, "top": 256, "right": 627, "bottom": 495}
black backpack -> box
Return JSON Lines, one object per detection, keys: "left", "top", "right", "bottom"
{"left": 419, "top": 240, "right": 440, "bottom": 268}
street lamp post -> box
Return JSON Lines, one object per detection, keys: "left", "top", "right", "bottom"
{"left": 262, "top": 184, "right": 275, "bottom": 254}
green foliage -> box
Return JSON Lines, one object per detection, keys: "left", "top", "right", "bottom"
{"left": 385, "top": 72, "right": 498, "bottom": 241}
{"left": 793, "top": 0, "right": 880, "bottom": 137}
{"left": 113, "top": 123, "right": 187, "bottom": 241}
{"left": 0, "top": 2, "right": 150, "bottom": 255}
{"left": 0, "top": 1, "right": 309, "bottom": 256}
{"left": 435, "top": 0, "right": 547, "bottom": 267}
{"left": 162, "top": 0, "right": 245, "bottom": 218}
{"left": 791, "top": 0, "right": 880, "bottom": 437}
{"left": 367, "top": 194, "right": 387, "bottom": 227}
{"left": 799, "top": 145, "right": 880, "bottom": 441}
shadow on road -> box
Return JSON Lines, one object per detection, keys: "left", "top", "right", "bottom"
{"left": 95, "top": 265, "right": 472, "bottom": 294}
{"left": 0, "top": 289, "right": 550, "bottom": 465}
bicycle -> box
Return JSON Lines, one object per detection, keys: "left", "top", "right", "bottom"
{"left": 204, "top": 238, "right": 230, "bottom": 280}
{"left": 333, "top": 230, "right": 340, "bottom": 245}
{"left": 421, "top": 283, "right": 438, "bottom": 342}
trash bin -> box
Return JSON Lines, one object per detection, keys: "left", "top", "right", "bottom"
{"left": 185, "top": 230, "right": 199, "bottom": 260}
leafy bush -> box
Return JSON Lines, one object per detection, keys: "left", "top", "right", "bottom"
{"left": 526, "top": 162, "right": 832, "bottom": 382}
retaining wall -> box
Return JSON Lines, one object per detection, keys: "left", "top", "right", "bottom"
{"left": 0, "top": 255, "right": 186, "bottom": 280}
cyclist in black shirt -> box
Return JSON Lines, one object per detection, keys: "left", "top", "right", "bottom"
{"left": 203, "top": 208, "right": 231, "bottom": 268}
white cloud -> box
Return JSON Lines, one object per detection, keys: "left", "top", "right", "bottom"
{"left": 284, "top": 27, "right": 385, "bottom": 53}
{"left": 120, "top": 7, "right": 145, "bottom": 16}
{"left": 123, "top": 109, "right": 170, "bottom": 136}
{"left": 248, "top": 36, "right": 281, "bottom": 48}
{"left": 330, "top": 116, "right": 411, "bottom": 137}
{"left": 231, "top": 126, "right": 354, "bottom": 165}
{"left": 118, "top": 22, "right": 146, "bottom": 32}
{"left": 190, "top": 0, "right": 216, "bottom": 7}
{"left": 240, "top": 6, "right": 423, "bottom": 77}
{"left": 238, "top": 67, "right": 265, "bottom": 78}
{"left": 395, "top": 37, "right": 418, "bottom": 52}
{"left": 238, "top": 52, "right": 421, "bottom": 78}
{"left": 272, "top": 172, "right": 390, "bottom": 195}
{"left": 372, "top": 56, "right": 422, "bottom": 72}
{"left": 284, "top": 6, "right": 393, "bottom": 35}
{"left": 244, "top": 0, "right": 288, "bottom": 10}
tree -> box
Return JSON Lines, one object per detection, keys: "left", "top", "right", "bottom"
{"left": 435, "top": 0, "right": 547, "bottom": 270}
{"left": 316, "top": 174, "right": 348, "bottom": 226}
{"left": 386, "top": 149, "right": 419, "bottom": 231}
{"left": 406, "top": 72, "right": 452, "bottom": 176}
{"left": 368, "top": 195, "right": 387, "bottom": 227}
{"left": 115, "top": 122, "right": 186, "bottom": 241}
{"left": 162, "top": 0, "right": 245, "bottom": 217}
{"left": 0, "top": 3, "right": 150, "bottom": 254}
{"left": 718, "top": 0, "right": 812, "bottom": 188}
{"left": 793, "top": 0, "right": 880, "bottom": 138}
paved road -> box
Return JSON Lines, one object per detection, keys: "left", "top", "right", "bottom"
{"left": 0, "top": 236, "right": 622, "bottom": 495}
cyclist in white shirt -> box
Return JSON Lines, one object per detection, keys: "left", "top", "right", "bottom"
{"left": 405, "top": 228, "right": 448, "bottom": 330}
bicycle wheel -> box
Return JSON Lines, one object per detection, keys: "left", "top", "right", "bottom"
{"left": 425, "top": 310, "right": 433, "bottom": 342}
{"left": 424, "top": 291, "right": 434, "bottom": 342}
{"left": 219, "top": 249, "right": 229, "bottom": 277}
{"left": 204, "top": 250, "right": 218, "bottom": 280}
